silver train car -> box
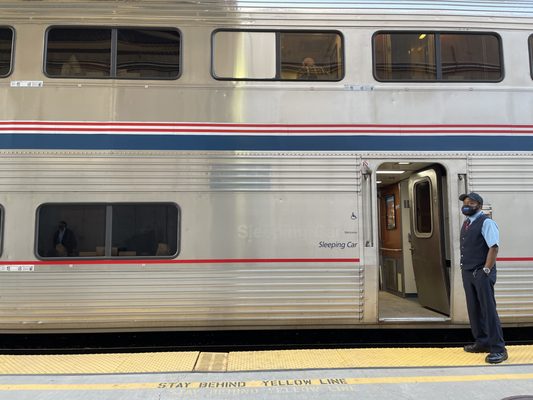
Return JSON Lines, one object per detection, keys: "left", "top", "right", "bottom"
{"left": 1, "top": 0, "right": 533, "bottom": 332}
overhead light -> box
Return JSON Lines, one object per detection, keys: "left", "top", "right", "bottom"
{"left": 376, "top": 180, "right": 382, "bottom": 184}
{"left": 419, "top": 33, "right": 427, "bottom": 40}
{"left": 376, "top": 170, "right": 405, "bottom": 174}
{"left": 398, "top": 162, "right": 411, "bottom": 165}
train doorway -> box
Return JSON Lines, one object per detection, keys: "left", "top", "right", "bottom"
{"left": 377, "top": 162, "right": 451, "bottom": 322}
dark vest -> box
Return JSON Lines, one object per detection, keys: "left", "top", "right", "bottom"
{"left": 460, "top": 213, "right": 489, "bottom": 271}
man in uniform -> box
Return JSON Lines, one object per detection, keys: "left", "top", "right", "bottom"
{"left": 459, "top": 192, "right": 507, "bottom": 363}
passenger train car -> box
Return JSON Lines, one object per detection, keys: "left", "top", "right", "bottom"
{"left": 1, "top": 0, "right": 533, "bottom": 332}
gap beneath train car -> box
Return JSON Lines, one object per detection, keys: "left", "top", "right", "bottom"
{"left": 2, "top": 327, "right": 533, "bottom": 355}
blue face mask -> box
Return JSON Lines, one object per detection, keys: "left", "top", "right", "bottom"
{"left": 461, "top": 205, "right": 478, "bottom": 216}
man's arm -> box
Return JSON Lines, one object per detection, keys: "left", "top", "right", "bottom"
{"left": 485, "top": 245, "right": 499, "bottom": 270}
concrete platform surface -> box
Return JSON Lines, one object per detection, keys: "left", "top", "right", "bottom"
{"left": 1, "top": 364, "right": 533, "bottom": 400}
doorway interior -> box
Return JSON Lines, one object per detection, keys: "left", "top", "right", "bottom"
{"left": 377, "top": 161, "right": 451, "bottom": 322}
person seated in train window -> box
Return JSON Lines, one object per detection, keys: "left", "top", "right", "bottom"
{"left": 297, "top": 57, "right": 325, "bottom": 80}
{"left": 52, "top": 221, "right": 78, "bottom": 257}
{"left": 60, "top": 54, "right": 82, "bottom": 77}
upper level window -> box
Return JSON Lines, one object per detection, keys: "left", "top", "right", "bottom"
{"left": 212, "top": 30, "right": 343, "bottom": 81}
{"left": 0, "top": 28, "right": 14, "bottom": 77}
{"left": 37, "top": 203, "right": 179, "bottom": 258}
{"left": 374, "top": 32, "right": 502, "bottom": 82}
{"left": 530, "top": 35, "right": 533, "bottom": 79}
{"left": 45, "top": 27, "right": 180, "bottom": 79}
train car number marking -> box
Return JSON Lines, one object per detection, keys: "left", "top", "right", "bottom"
{"left": 0, "top": 265, "right": 35, "bottom": 272}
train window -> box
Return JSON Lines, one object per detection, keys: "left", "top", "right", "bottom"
{"left": 212, "top": 30, "right": 343, "bottom": 81}
{"left": 414, "top": 180, "right": 432, "bottom": 236}
{"left": 440, "top": 34, "right": 501, "bottom": 81}
{"left": 46, "top": 28, "right": 112, "bottom": 78}
{"left": 529, "top": 35, "right": 533, "bottom": 79}
{"left": 374, "top": 32, "right": 502, "bottom": 82}
{"left": 37, "top": 204, "right": 106, "bottom": 258}
{"left": 280, "top": 32, "right": 343, "bottom": 81}
{"left": 213, "top": 31, "right": 277, "bottom": 79}
{"left": 374, "top": 33, "right": 436, "bottom": 81}
{"left": 46, "top": 27, "right": 181, "bottom": 79}
{"left": 0, "top": 28, "right": 13, "bottom": 77}
{"left": 112, "top": 204, "right": 179, "bottom": 257}
{"left": 37, "top": 203, "right": 179, "bottom": 258}
{"left": 116, "top": 29, "right": 180, "bottom": 79}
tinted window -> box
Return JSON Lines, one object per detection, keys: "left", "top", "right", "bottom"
{"left": 441, "top": 34, "right": 501, "bottom": 81}
{"left": 46, "top": 27, "right": 180, "bottom": 79}
{"left": 117, "top": 29, "right": 180, "bottom": 79}
{"left": 37, "top": 203, "right": 179, "bottom": 258}
{"left": 529, "top": 35, "right": 533, "bottom": 79}
{"left": 0, "top": 28, "right": 13, "bottom": 77}
{"left": 414, "top": 180, "right": 432, "bottom": 235}
{"left": 112, "top": 204, "right": 178, "bottom": 257}
{"left": 37, "top": 204, "right": 106, "bottom": 257}
{"left": 213, "top": 30, "right": 343, "bottom": 81}
{"left": 374, "top": 33, "right": 436, "bottom": 81}
{"left": 46, "top": 28, "right": 112, "bottom": 78}
{"left": 374, "top": 32, "right": 502, "bottom": 82}
{"left": 280, "top": 32, "right": 343, "bottom": 81}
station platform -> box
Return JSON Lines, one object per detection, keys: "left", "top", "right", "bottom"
{"left": 2, "top": 346, "right": 533, "bottom": 399}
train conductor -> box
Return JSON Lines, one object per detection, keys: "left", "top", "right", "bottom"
{"left": 459, "top": 192, "right": 507, "bottom": 363}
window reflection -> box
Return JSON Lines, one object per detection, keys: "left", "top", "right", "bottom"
{"left": 117, "top": 29, "right": 180, "bottom": 79}
{"left": 46, "top": 27, "right": 181, "bottom": 79}
{"left": 280, "top": 32, "right": 343, "bottom": 81}
{"left": 112, "top": 204, "right": 178, "bottom": 257}
{"left": 374, "top": 32, "right": 501, "bottom": 82}
{"left": 374, "top": 33, "right": 436, "bottom": 81}
{"left": 212, "top": 30, "right": 343, "bottom": 81}
{"left": 441, "top": 34, "right": 501, "bottom": 81}
{"left": 37, "top": 203, "right": 179, "bottom": 258}
{"left": 38, "top": 204, "right": 106, "bottom": 258}
{"left": 46, "top": 28, "right": 112, "bottom": 78}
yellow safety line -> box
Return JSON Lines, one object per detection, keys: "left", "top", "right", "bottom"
{"left": 2, "top": 373, "right": 533, "bottom": 391}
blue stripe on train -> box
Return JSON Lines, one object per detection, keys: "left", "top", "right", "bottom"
{"left": 1, "top": 133, "right": 533, "bottom": 151}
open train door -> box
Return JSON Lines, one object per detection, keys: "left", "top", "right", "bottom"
{"left": 408, "top": 167, "right": 450, "bottom": 315}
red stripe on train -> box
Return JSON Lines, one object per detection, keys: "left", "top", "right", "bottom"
{"left": 0, "top": 258, "right": 361, "bottom": 265}
{"left": 1, "top": 257, "right": 532, "bottom": 265}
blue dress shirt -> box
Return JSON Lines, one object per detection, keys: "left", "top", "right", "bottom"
{"left": 466, "top": 211, "right": 499, "bottom": 248}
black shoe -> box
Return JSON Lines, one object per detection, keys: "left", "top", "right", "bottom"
{"left": 464, "top": 343, "right": 490, "bottom": 353}
{"left": 486, "top": 351, "right": 508, "bottom": 364}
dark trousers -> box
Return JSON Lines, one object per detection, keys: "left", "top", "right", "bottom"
{"left": 461, "top": 267, "right": 505, "bottom": 353}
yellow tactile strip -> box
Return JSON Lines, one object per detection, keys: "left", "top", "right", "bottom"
{"left": 0, "top": 346, "right": 532, "bottom": 375}
{"left": 227, "top": 346, "right": 533, "bottom": 371}
{"left": 0, "top": 352, "right": 199, "bottom": 375}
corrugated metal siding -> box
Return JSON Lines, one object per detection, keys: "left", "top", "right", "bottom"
{"left": 0, "top": 151, "right": 361, "bottom": 193}
{"left": 468, "top": 155, "right": 533, "bottom": 320}
{"left": 468, "top": 156, "right": 533, "bottom": 193}
{"left": 496, "top": 265, "right": 533, "bottom": 319}
{"left": 0, "top": 263, "right": 364, "bottom": 330}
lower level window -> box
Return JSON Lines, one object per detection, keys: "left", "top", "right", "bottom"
{"left": 37, "top": 203, "right": 179, "bottom": 258}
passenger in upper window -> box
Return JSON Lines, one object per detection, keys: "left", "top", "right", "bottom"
{"left": 297, "top": 57, "right": 325, "bottom": 80}
{"left": 53, "top": 221, "right": 78, "bottom": 257}
{"left": 60, "top": 54, "right": 82, "bottom": 76}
